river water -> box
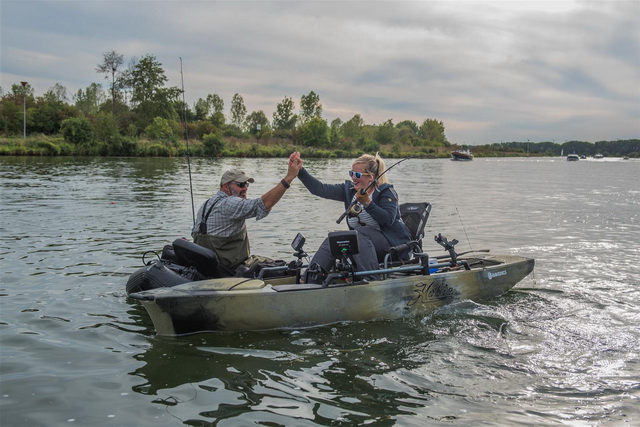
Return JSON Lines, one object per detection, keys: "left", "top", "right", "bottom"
{"left": 1, "top": 156, "right": 638, "bottom": 426}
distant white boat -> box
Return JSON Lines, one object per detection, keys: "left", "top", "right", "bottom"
{"left": 594, "top": 154, "right": 604, "bottom": 159}
{"left": 451, "top": 150, "right": 474, "bottom": 161}
{"left": 567, "top": 154, "right": 579, "bottom": 161}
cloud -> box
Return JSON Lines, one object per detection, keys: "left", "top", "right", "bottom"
{"left": 1, "top": 0, "right": 638, "bottom": 144}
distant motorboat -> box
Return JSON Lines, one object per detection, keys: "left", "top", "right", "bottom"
{"left": 594, "top": 154, "right": 604, "bottom": 159}
{"left": 580, "top": 155, "right": 587, "bottom": 159}
{"left": 567, "top": 154, "right": 580, "bottom": 161}
{"left": 451, "top": 150, "right": 474, "bottom": 161}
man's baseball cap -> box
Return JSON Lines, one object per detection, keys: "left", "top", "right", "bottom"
{"left": 220, "top": 168, "right": 255, "bottom": 186}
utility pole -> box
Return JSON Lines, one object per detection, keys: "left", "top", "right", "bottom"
{"left": 21, "top": 81, "right": 28, "bottom": 139}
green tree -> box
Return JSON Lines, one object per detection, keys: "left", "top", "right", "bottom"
{"left": 300, "top": 117, "right": 329, "bottom": 147}
{"left": 596, "top": 139, "right": 640, "bottom": 157}
{"left": 126, "top": 55, "right": 180, "bottom": 130}
{"left": 211, "top": 111, "right": 225, "bottom": 128}
{"left": 342, "top": 114, "right": 364, "bottom": 139}
{"left": 359, "top": 137, "right": 380, "bottom": 153}
{"left": 117, "top": 60, "right": 135, "bottom": 106}
{"left": 93, "top": 111, "right": 120, "bottom": 144}
{"left": 222, "top": 124, "right": 245, "bottom": 138}
{"left": 208, "top": 94, "right": 224, "bottom": 115}
{"left": 193, "top": 98, "right": 209, "bottom": 121}
{"left": 96, "top": 50, "right": 125, "bottom": 115}
{"left": 299, "top": 91, "right": 322, "bottom": 124}
{"left": 330, "top": 118, "right": 343, "bottom": 145}
{"left": 203, "top": 132, "right": 225, "bottom": 156}
{"left": 246, "top": 110, "right": 270, "bottom": 137}
{"left": 230, "top": 93, "right": 247, "bottom": 129}
{"left": 562, "top": 140, "right": 593, "bottom": 156}
{"left": 0, "top": 83, "right": 35, "bottom": 135}
{"left": 375, "top": 119, "right": 396, "bottom": 144}
{"left": 145, "top": 116, "right": 178, "bottom": 145}
{"left": 74, "top": 83, "right": 105, "bottom": 117}
{"left": 0, "top": 99, "right": 20, "bottom": 134}
{"left": 11, "top": 83, "right": 35, "bottom": 99}
{"left": 128, "top": 54, "right": 168, "bottom": 105}
{"left": 175, "top": 100, "right": 195, "bottom": 123}
{"left": 134, "top": 95, "right": 179, "bottom": 132}
{"left": 193, "top": 94, "right": 223, "bottom": 121}
{"left": 396, "top": 120, "right": 418, "bottom": 145}
{"left": 61, "top": 117, "right": 93, "bottom": 144}
{"left": 418, "top": 118, "right": 448, "bottom": 146}
{"left": 188, "top": 120, "right": 216, "bottom": 140}
{"left": 272, "top": 96, "right": 297, "bottom": 130}
{"left": 43, "top": 83, "right": 68, "bottom": 104}
{"left": 396, "top": 120, "right": 418, "bottom": 134}
{"left": 30, "top": 86, "right": 76, "bottom": 134}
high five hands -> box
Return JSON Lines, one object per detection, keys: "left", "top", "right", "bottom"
{"left": 289, "top": 152, "right": 303, "bottom": 168}
{"left": 287, "top": 152, "right": 303, "bottom": 176}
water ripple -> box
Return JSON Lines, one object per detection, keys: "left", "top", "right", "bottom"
{"left": 1, "top": 157, "right": 639, "bottom": 425}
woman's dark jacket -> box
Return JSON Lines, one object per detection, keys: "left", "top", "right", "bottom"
{"left": 297, "top": 168, "right": 411, "bottom": 247}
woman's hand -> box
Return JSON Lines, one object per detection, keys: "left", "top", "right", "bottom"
{"left": 286, "top": 152, "right": 303, "bottom": 180}
{"left": 289, "top": 152, "right": 302, "bottom": 166}
{"left": 355, "top": 188, "right": 372, "bottom": 206}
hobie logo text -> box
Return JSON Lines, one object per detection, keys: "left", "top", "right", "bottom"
{"left": 487, "top": 270, "right": 507, "bottom": 280}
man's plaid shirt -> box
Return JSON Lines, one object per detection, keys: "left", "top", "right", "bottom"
{"left": 192, "top": 191, "right": 269, "bottom": 237}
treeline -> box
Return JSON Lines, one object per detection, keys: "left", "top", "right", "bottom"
{"left": 0, "top": 50, "right": 449, "bottom": 157}
{"left": 470, "top": 139, "right": 640, "bottom": 158}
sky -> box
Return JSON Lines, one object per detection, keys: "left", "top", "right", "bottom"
{"left": 1, "top": 0, "right": 638, "bottom": 144}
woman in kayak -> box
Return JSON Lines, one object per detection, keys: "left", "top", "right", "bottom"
{"left": 292, "top": 152, "right": 411, "bottom": 283}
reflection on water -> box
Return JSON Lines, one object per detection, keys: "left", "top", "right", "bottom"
{"left": 132, "top": 322, "right": 440, "bottom": 424}
{"left": 1, "top": 156, "right": 639, "bottom": 425}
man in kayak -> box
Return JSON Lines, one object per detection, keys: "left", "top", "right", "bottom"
{"left": 192, "top": 153, "right": 304, "bottom": 274}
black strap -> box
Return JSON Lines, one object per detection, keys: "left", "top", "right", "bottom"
{"left": 198, "top": 197, "right": 221, "bottom": 234}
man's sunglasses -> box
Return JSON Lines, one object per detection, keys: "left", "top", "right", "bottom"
{"left": 233, "top": 181, "right": 249, "bottom": 188}
{"left": 349, "top": 170, "right": 369, "bottom": 179}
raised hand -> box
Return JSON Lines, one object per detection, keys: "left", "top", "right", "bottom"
{"left": 287, "top": 152, "right": 303, "bottom": 176}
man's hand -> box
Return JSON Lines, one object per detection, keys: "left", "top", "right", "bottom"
{"left": 286, "top": 152, "right": 303, "bottom": 180}
{"left": 262, "top": 152, "right": 304, "bottom": 210}
{"left": 288, "top": 151, "right": 301, "bottom": 164}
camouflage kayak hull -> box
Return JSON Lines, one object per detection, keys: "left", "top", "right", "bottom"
{"left": 128, "top": 253, "right": 534, "bottom": 336}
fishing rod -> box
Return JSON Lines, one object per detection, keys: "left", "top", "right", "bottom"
{"left": 336, "top": 157, "right": 410, "bottom": 224}
{"left": 180, "top": 57, "right": 196, "bottom": 226}
{"left": 455, "top": 206, "right": 473, "bottom": 252}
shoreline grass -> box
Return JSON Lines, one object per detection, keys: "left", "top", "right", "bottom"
{"left": 1, "top": 135, "right": 637, "bottom": 158}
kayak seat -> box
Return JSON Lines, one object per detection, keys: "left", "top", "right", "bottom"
{"left": 382, "top": 202, "right": 432, "bottom": 269}
{"left": 399, "top": 202, "right": 432, "bottom": 250}
{"left": 172, "top": 238, "right": 223, "bottom": 278}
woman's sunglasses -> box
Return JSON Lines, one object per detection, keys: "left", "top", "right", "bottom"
{"left": 349, "top": 170, "right": 369, "bottom": 179}
{"left": 233, "top": 181, "right": 249, "bottom": 188}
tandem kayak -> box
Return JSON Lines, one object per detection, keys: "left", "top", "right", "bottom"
{"left": 126, "top": 231, "right": 534, "bottom": 336}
